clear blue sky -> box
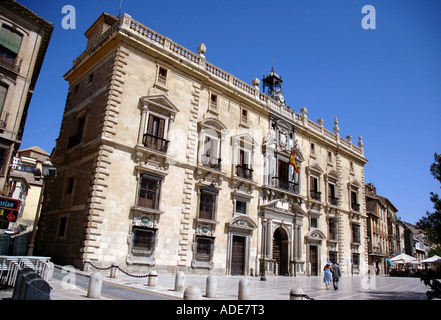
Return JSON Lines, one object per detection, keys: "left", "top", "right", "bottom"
{"left": 17, "top": 0, "right": 441, "bottom": 224}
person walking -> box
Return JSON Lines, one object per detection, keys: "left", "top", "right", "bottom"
{"left": 323, "top": 261, "right": 333, "bottom": 290}
{"left": 332, "top": 261, "right": 341, "bottom": 290}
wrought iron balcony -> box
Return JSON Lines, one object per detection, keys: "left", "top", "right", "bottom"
{"left": 328, "top": 196, "right": 339, "bottom": 206}
{"left": 235, "top": 165, "right": 253, "bottom": 180}
{"left": 142, "top": 133, "right": 169, "bottom": 153}
{"left": 201, "top": 155, "right": 222, "bottom": 171}
{"left": 272, "top": 177, "right": 299, "bottom": 194}
{"left": 351, "top": 202, "right": 360, "bottom": 212}
{"left": 310, "top": 190, "right": 321, "bottom": 201}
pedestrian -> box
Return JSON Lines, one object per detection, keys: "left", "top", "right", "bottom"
{"left": 323, "top": 261, "right": 333, "bottom": 290}
{"left": 332, "top": 260, "right": 341, "bottom": 290}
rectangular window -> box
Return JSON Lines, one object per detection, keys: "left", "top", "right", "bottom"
{"left": 351, "top": 190, "right": 360, "bottom": 212}
{"left": 210, "top": 94, "right": 218, "bottom": 110}
{"left": 310, "top": 217, "right": 318, "bottom": 229}
{"left": 201, "top": 134, "right": 221, "bottom": 170}
{"left": 0, "top": 147, "right": 8, "bottom": 175}
{"left": 132, "top": 227, "right": 156, "bottom": 257}
{"left": 352, "top": 224, "right": 361, "bottom": 243}
{"left": 144, "top": 114, "right": 168, "bottom": 152}
{"left": 310, "top": 176, "right": 321, "bottom": 201}
{"left": 0, "top": 25, "right": 23, "bottom": 71}
{"left": 195, "top": 236, "right": 214, "bottom": 262}
{"left": 157, "top": 67, "right": 167, "bottom": 85}
{"left": 138, "top": 174, "right": 162, "bottom": 210}
{"left": 235, "top": 200, "right": 247, "bottom": 215}
{"left": 236, "top": 148, "right": 252, "bottom": 179}
{"left": 0, "top": 83, "right": 8, "bottom": 114}
{"left": 328, "top": 218, "right": 338, "bottom": 241}
{"left": 65, "top": 177, "right": 74, "bottom": 194}
{"left": 328, "top": 183, "right": 338, "bottom": 205}
{"left": 67, "top": 115, "right": 86, "bottom": 149}
{"left": 241, "top": 108, "right": 248, "bottom": 124}
{"left": 57, "top": 217, "right": 68, "bottom": 237}
{"left": 199, "top": 191, "right": 216, "bottom": 221}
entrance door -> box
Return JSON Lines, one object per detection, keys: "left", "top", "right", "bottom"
{"left": 309, "top": 245, "right": 318, "bottom": 276}
{"left": 273, "top": 228, "right": 289, "bottom": 276}
{"left": 231, "top": 236, "right": 245, "bottom": 275}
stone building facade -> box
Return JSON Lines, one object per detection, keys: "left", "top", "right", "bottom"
{"left": 36, "top": 12, "right": 368, "bottom": 276}
{"left": 0, "top": 0, "right": 52, "bottom": 206}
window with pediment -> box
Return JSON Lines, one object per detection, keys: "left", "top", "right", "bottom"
{"left": 138, "top": 95, "right": 179, "bottom": 154}
{"left": 198, "top": 118, "right": 227, "bottom": 171}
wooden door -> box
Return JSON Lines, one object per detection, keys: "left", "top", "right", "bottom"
{"left": 310, "top": 245, "right": 318, "bottom": 276}
{"left": 231, "top": 236, "right": 245, "bottom": 275}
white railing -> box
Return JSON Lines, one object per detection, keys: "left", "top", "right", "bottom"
{"left": 0, "top": 256, "right": 52, "bottom": 287}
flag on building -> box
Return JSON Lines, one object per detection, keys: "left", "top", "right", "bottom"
{"left": 289, "top": 151, "right": 299, "bottom": 173}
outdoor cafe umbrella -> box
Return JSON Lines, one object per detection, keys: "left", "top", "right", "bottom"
{"left": 391, "top": 253, "right": 420, "bottom": 264}
{"left": 421, "top": 255, "right": 441, "bottom": 263}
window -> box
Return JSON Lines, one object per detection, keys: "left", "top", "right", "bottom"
{"left": 157, "top": 67, "right": 168, "bottom": 86}
{"left": 199, "top": 185, "right": 218, "bottom": 221}
{"left": 201, "top": 132, "right": 221, "bottom": 170}
{"left": 131, "top": 227, "right": 156, "bottom": 257}
{"left": 87, "top": 73, "right": 94, "bottom": 84}
{"left": 137, "top": 174, "right": 162, "bottom": 210}
{"left": 195, "top": 236, "right": 214, "bottom": 262}
{"left": 329, "top": 251, "right": 338, "bottom": 264}
{"left": 328, "top": 182, "right": 338, "bottom": 205}
{"left": 310, "top": 175, "right": 321, "bottom": 201}
{"left": 235, "top": 200, "right": 247, "bottom": 215}
{"left": 65, "top": 177, "right": 74, "bottom": 195}
{"left": 241, "top": 108, "right": 248, "bottom": 125}
{"left": 210, "top": 94, "right": 218, "bottom": 110}
{"left": 352, "top": 224, "right": 361, "bottom": 243}
{"left": 67, "top": 114, "right": 86, "bottom": 149}
{"left": 351, "top": 189, "right": 360, "bottom": 212}
{"left": 310, "top": 143, "right": 315, "bottom": 156}
{"left": 310, "top": 217, "right": 318, "bottom": 229}
{"left": 352, "top": 253, "right": 360, "bottom": 269}
{"left": 0, "top": 83, "right": 8, "bottom": 114}
{"left": 273, "top": 159, "right": 298, "bottom": 193}
{"left": 143, "top": 114, "right": 168, "bottom": 152}
{"left": 328, "top": 218, "right": 338, "bottom": 241}
{"left": 328, "top": 151, "right": 333, "bottom": 163}
{"left": 57, "top": 216, "right": 68, "bottom": 237}
{"left": 236, "top": 147, "right": 252, "bottom": 179}
{"left": 0, "top": 25, "right": 22, "bottom": 70}
{"left": 0, "top": 147, "right": 8, "bottom": 175}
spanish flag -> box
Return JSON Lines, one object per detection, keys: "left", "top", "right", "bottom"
{"left": 289, "top": 151, "right": 299, "bottom": 173}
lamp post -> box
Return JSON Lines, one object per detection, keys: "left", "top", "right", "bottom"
{"left": 260, "top": 218, "right": 268, "bottom": 281}
{"left": 27, "top": 161, "right": 57, "bottom": 256}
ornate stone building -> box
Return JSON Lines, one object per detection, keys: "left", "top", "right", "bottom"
{"left": 0, "top": 0, "right": 52, "bottom": 206}
{"left": 35, "top": 12, "right": 368, "bottom": 276}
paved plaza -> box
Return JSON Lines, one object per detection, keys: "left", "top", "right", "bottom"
{"left": 1, "top": 265, "right": 429, "bottom": 301}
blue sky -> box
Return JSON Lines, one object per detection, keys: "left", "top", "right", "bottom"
{"left": 17, "top": 0, "right": 441, "bottom": 224}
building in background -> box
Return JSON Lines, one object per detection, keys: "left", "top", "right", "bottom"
{"left": 36, "top": 12, "right": 368, "bottom": 276}
{"left": 0, "top": 0, "right": 53, "bottom": 197}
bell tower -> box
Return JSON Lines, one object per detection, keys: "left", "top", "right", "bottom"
{"left": 262, "top": 66, "right": 285, "bottom": 104}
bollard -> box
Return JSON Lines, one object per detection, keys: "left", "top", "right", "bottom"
{"left": 174, "top": 271, "right": 185, "bottom": 291}
{"left": 110, "top": 263, "right": 119, "bottom": 278}
{"left": 148, "top": 271, "right": 158, "bottom": 286}
{"left": 238, "top": 279, "right": 250, "bottom": 300}
{"left": 87, "top": 271, "right": 103, "bottom": 299}
{"left": 290, "top": 288, "right": 304, "bottom": 300}
{"left": 183, "top": 286, "right": 202, "bottom": 300}
{"left": 206, "top": 275, "right": 217, "bottom": 298}
{"left": 46, "top": 262, "right": 55, "bottom": 281}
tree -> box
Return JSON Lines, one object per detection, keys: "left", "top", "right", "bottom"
{"left": 416, "top": 153, "right": 441, "bottom": 244}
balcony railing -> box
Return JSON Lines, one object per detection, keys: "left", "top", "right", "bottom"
{"left": 351, "top": 203, "right": 360, "bottom": 212}
{"left": 0, "top": 54, "right": 22, "bottom": 73}
{"left": 328, "top": 196, "right": 339, "bottom": 206}
{"left": 201, "top": 155, "right": 222, "bottom": 170}
{"left": 310, "top": 190, "right": 321, "bottom": 201}
{"left": 236, "top": 165, "right": 253, "bottom": 180}
{"left": 142, "top": 133, "right": 169, "bottom": 153}
{"left": 272, "top": 177, "right": 299, "bottom": 194}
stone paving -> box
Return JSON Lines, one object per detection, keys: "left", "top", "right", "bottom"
{"left": 0, "top": 265, "right": 431, "bottom": 300}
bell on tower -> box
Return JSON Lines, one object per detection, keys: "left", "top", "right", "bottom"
{"left": 262, "top": 65, "right": 285, "bottom": 104}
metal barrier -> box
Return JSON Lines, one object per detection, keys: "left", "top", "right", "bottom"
{"left": 0, "top": 256, "right": 52, "bottom": 289}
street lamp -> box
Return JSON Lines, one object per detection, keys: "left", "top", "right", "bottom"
{"left": 27, "top": 161, "right": 57, "bottom": 256}
{"left": 260, "top": 218, "right": 268, "bottom": 281}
